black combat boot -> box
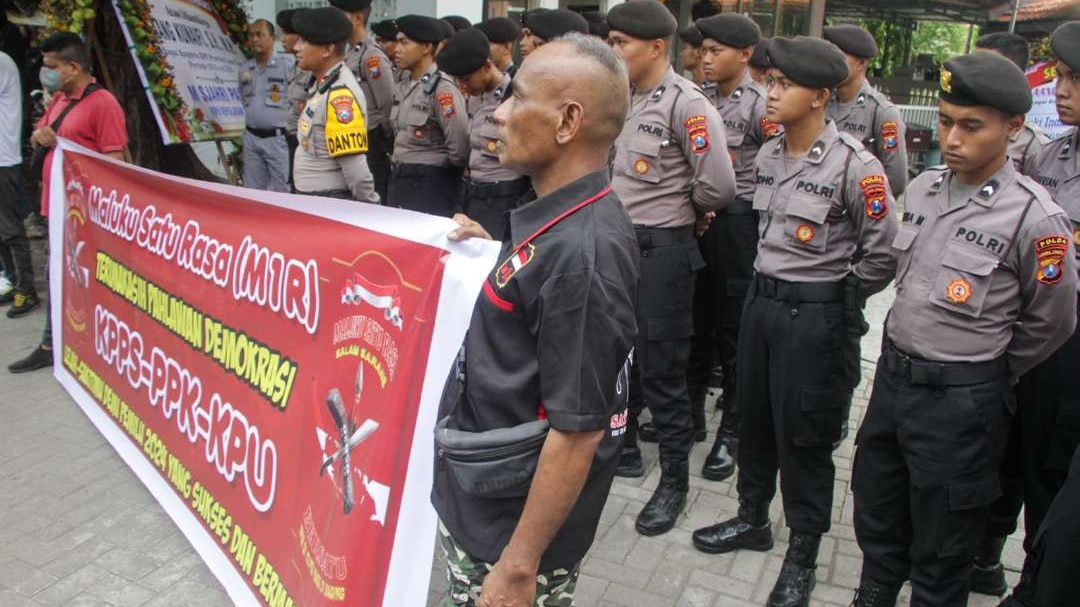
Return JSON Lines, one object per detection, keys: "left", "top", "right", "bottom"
{"left": 970, "top": 534, "right": 1008, "bottom": 596}
{"left": 768, "top": 532, "right": 819, "bottom": 607}
{"left": 850, "top": 578, "right": 902, "bottom": 607}
{"left": 635, "top": 461, "right": 688, "bottom": 536}
{"left": 615, "top": 446, "right": 644, "bottom": 478}
{"left": 692, "top": 498, "right": 772, "bottom": 553}
{"left": 639, "top": 421, "right": 658, "bottom": 443}
{"left": 702, "top": 410, "right": 739, "bottom": 481}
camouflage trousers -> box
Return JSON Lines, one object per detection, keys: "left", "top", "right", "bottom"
{"left": 438, "top": 520, "right": 579, "bottom": 606}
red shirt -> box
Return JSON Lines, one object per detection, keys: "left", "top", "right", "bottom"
{"left": 37, "top": 80, "right": 127, "bottom": 215}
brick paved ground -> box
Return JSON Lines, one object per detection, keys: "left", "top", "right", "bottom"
{"left": 1, "top": 240, "right": 1024, "bottom": 606}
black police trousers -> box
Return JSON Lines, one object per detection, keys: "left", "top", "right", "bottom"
{"left": 735, "top": 277, "right": 849, "bottom": 533}
{"left": 688, "top": 201, "right": 758, "bottom": 410}
{"left": 367, "top": 127, "right": 393, "bottom": 203}
{"left": 1015, "top": 443, "right": 1080, "bottom": 606}
{"left": 387, "top": 163, "right": 462, "bottom": 217}
{"left": 0, "top": 166, "right": 34, "bottom": 293}
{"left": 986, "top": 312, "right": 1080, "bottom": 549}
{"left": 625, "top": 226, "right": 702, "bottom": 466}
{"left": 463, "top": 177, "right": 530, "bottom": 240}
{"left": 854, "top": 346, "right": 1013, "bottom": 607}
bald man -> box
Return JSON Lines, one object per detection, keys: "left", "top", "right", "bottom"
{"left": 434, "top": 34, "right": 639, "bottom": 607}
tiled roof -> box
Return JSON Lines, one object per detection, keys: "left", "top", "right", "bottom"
{"left": 990, "top": 0, "right": 1080, "bottom": 21}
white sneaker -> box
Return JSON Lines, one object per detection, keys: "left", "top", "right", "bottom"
{"left": 0, "top": 274, "right": 13, "bottom": 297}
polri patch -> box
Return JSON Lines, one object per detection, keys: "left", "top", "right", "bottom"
{"left": 860, "top": 174, "right": 888, "bottom": 220}
{"left": 880, "top": 121, "right": 899, "bottom": 151}
{"left": 1035, "top": 235, "right": 1069, "bottom": 285}
{"left": 496, "top": 243, "right": 536, "bottom": 288}
{"left": 438, "top": 93, "right": 456, "bottom": 117}
{"left": 760, "top": 117, "right": 781, "bottom": 138}
{"left": 366, "top": 56, "right": 382, "bottom": 80}
{"left": 685, "top": 115, "right": 710, "bottom": 154}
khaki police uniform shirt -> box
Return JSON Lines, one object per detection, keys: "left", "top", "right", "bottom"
{"left": 886, "top": 160, "right": 1077, "bottom": 379}
{"left": 344, "top": 33, "right": 395, "bottom": 136}
{"left": 827, "top": 80, "right": 908, "bottom": 197}
{"left": 714, "top": 72, "right": 777, "bottom": 202}
{"left": 293, "top": 62, "right": 378, "bottom": 203}
{"left": 612, "top": 67, "right": 736, "bottom": 227}
{"left": 468, "top": 73, "right": 519, "bottom": 183}
{"left": 1024, "top": 127, "right": 1080, "bottom": 294}
{"left": 286, "top": 62, "right": 310, "bottom": 136}
{"left": 239, "top": 54, "right": 294, "bottom": 130}
{"left": 391, "top": 63, "right": 470, "bottom": 167}
{"left": 752, "top": 120, "right": 898, "bottom": 289}
{"left": 1010, "top": 121, "right": 1050, "bottom": 173}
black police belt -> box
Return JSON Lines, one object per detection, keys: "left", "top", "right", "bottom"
{"left": 883, "top": 337, "right": 1007, "bottom": 388}
{"left": 633, "top": 224, "right": 696, "bottom": 248}
{"left": 392, "top": 162, "right": 459, "bottom": 178}
{"left": 466, "top": 177, "right": 530, "bottom": 198}
{"left": 751, "top": 274, "right": 845, "bottom": 303}
{"left": 294, "top": 188, "right": 353, "bottom": 200}
{"left": 716, "top": 199, "right": 755, "bottom": 216}
{"left": 246, "top": 126, "right": 286, "bottom": 138}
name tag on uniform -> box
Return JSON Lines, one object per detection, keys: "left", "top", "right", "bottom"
{"left": 324, "top": 87, "right": 368, "bottom": 158}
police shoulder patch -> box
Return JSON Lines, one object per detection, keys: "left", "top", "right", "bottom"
{"left": 1034, "top": 235, "right": 1069, "bottom": 285}
{"left": 880, "top": 120, "right": 900, "bottom": 151}
{"left": 366, "top": 56, "right": 382, "bottom": 80}
{"left": 760, "top": 117, "right": 781, "bottom": 139}
{"left": 437, "top": 92, "right": 456, "bottom": 117}
{"left": 860, "top": 174, "right": 888, "bottom": 220}
{"left": 496, "top": 243, "right": 535, "bottom": 288}
{"left": 324, "top": 86, "right": 368, "bottom": 158}
{"left": 685, "top": 115, "right": 710, "bottom": 155}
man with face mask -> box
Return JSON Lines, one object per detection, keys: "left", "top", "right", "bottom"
{"left": 8, "top": 32, "right": 127, "bottom": 373}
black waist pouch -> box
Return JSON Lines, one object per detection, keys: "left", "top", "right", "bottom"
{"left": 435, "top": 415, "right": 549, "bottom": 499}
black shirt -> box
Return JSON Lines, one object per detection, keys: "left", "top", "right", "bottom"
{"left": 431, "top": 169, "right": 639, "bottom": 568}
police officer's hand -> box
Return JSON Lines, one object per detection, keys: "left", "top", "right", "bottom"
{"left": 695, "top": 211, "right": 716, "bottom": 237}
{"left": 448, "top": 213, "right": 493, "bottom": 242}
{"left": 32, "top": 126, "right": 57, "bottom": 149}
{"left": 478, "top": 560, "right": 536, "bottom": 607}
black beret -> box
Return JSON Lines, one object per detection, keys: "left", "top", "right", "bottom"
{"left": 476, "top": 17, "right": 521, "bottom": 43}
{"left": 823, "top": 24, "right": 878, "bottom": 59}
{"left": 525, "top": 9, "right": 588, "bottom": 41}
{"left": 939, "top": 51, "right": 1032, "bottom": 116}
{"left": 750, "top": 38, "right": 771, "bottom": 68}
{"left": 678, "top": 25, "right": 703, "bottom": 47}
{"left": 327, "top": 0, "right": 371, "bottom": 13}
{"left": 396, "top": 15, "right": 448, "bottom": 44}
{"left": 606, "top": 1, "right": 677, "bottom": 40}
{"left": 292, "top": 8, "right": 352, "bottom": 45}
{"left": 439, "top": 19, "right": 456, "bottom": 40}
{"left": 1051, "top": 21, "right": 1080, "bottom": 72}
{"left": 371, "top": 19, "right": 398, "bottom": 40}
{"left": 583, "top": 11, "right": 609, "bottom": 39}
{"left": 767, "top": 36, "right": 848, "bottom": 88}
{"left": 696, "top": 13, "right": 759, "bottom": 49}
{"left": 442, "top": 15, "right": 472, "bottom": 32}
{"left": 275, "top": 9, "right": 296, "bottom": 34}
{"left": 691, "top": 0, "right": 721, "bottom": 21}
{"left": 521, "top": 8, "right": 549, "bottom": 27}
{"left": 436, "top": 28, "right": 491, "bottom": 77}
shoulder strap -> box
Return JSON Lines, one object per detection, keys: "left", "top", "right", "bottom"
{"left": 999, "top": 195, "right": 1036, "bottom": 270}
{"left": 49, "top": 83, "right": 103, "bottom": 131}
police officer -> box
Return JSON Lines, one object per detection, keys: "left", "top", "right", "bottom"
{"left": 520, "top": 9, "right": 589, "bottom": 58}
{"left": 433, "top": 34, "right": 638, "bottom": 607}
{"left": 276, "top": 9, "right": 309, "bottom": 188}
{"left": 582, "top": 11, "right": 608, "bottom": 40}
{"left": 291, "top": 7, "right": 377, "bottom": 203}
{"left": 436, "top": 28, "right": 528, "bottom": 239}
{"left": 678, "top": 26, "right": 707, "bottom": 88}
{"left": 691, "top": 37, "right": 897, "bottom": 607}
{"left": 693, "top": 13, "right": 774, "bottom": 483}
{"left": 824, "top": 25, "right": 908, "bottom": 197}
{"left": 606, "top": 1, "right": 736, "bottom": 537}
{"left": 749, "top": 38, "right": 771, "bottom": 86}
{"left": 476, "top": 17, "right": 522, "bottom": 79}
{"left": 442, "top": 15, "right": 471, "bottom": 32}
{"left": 992, "top": 22, "right": 1080, "bottom": 606}
{"left": 327, "top": 0, "right": 394, "bottom": 203}
{"left": 974, "top": 32, "right": 1051, "bottom": 174}
{"left": 240, "top": 19, "right": 294, "bottom": 192}
{"left": 387, "top": 15, "right": 468, "bottom": 217}
{"left": 850, "top": 51, "right": 1077, "bottom": 607}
